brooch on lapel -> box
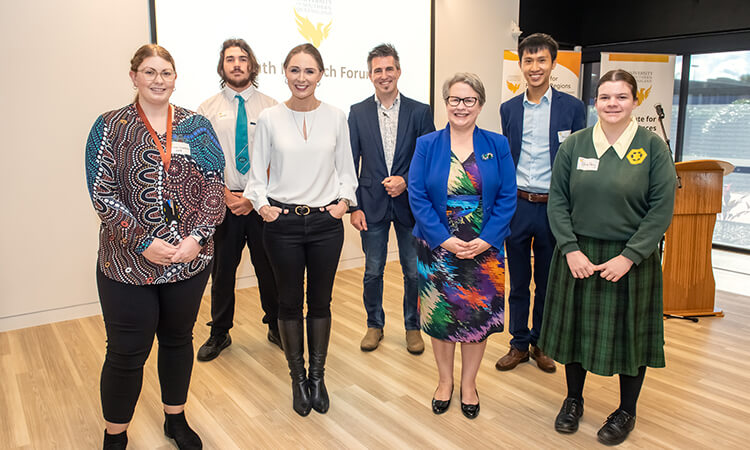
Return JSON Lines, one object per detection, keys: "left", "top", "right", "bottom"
{"left": 481, "top": 153, "right": 494, "bottom": 161}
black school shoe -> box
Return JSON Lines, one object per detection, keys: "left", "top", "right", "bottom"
{"left": 597, "top": 409, "right": 636, "bottom": 445}
{"left": 554, "top": 397, "right": 583, "bottom": 433}
{"left": 196, "top": 333, "right": 231, "bottom": 361}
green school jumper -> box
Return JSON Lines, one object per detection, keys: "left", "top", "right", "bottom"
{"left": 538, "top": 126, "right": 677, "bottom": 376}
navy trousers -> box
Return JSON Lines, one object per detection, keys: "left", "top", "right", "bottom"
{"left": 505, "top": 197, "right": 555, "bottom": 351}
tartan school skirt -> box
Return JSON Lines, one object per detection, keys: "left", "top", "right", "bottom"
{"left": 537, "top": 235, "right": 665, "bottom": 377}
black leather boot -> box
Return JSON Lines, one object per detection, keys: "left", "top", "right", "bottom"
{"left": 278, "top": 319, "right": 312, "bottom": 416}
{"left": 103, "top": 429, "right": 127, "bottom": 449}
{"left": 163, "top": 411, "right": 202, "bottom": 449}
{"left": 307, "top": 316, "right": 331, "bottom": 414}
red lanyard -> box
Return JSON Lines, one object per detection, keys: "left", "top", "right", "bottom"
{"left": 136, "top": 102, "right": 174, "bottom": 171}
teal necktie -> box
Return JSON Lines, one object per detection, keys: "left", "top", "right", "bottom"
{"left": 235, "top": 95, "right": 249, "bottom": 174}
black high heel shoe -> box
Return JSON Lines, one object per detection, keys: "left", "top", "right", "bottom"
{"left": 460, "top": 389, "right": 480, "bottom": 419}
{"left": 431, "top": 385, "right": 454, "bottom": 414}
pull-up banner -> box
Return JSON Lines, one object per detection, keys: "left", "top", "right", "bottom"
{"left": 501, "top": 50, "right": 582, "bottom": 103}
{"left": 600, "top": 52, "right": 676, "bottom": 142}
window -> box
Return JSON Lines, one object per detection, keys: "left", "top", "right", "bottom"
{"left": 681, "top": 51, "right": 750, "bottom": 251}
{"left": 582, "top": 51, "right": 750, "bottom": 252}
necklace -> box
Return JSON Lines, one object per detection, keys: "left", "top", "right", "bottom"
{"left": 291, "top": 108, "right": 316, "bottom": 141}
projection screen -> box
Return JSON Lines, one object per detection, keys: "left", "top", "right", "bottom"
{"left": 153, "top": 0, "right": 432, "bottom": 113}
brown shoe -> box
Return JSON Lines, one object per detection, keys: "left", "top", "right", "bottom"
{"left": 405, "top": 330, "right": 425, "bottom": 355}
{"left": 360, "top": 328, "right": 383, "bottom": 351}
{"left": 531, "top": 346, "right": 557, "bottom": 372}
{"left": 495, "top": 346, "right": 529, "bottom": 371}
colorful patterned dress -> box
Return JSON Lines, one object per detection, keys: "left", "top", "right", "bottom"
{"left": 417, "top": 152, "right": 505, "bottom": 343}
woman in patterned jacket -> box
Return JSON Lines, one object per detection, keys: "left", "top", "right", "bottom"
{"left": 85, "top": 44, "right": 225, "bottom": 450}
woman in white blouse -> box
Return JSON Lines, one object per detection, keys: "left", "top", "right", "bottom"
{"left": 244, "top": 43, "right": 357, "bottom": 417}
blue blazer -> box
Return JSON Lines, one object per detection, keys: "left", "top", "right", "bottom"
{"left": 348, "top": 94, "right": 435, "bottom": 226}
{"left": 500, "top": 88, "right": 586, "bottom": 168}
{"left": 408, "top": 125, "right": 517, "bottom": 250}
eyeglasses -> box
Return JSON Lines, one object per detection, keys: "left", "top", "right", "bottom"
{"left": 138, "top": 68, "right": 176, "bottom": 81}
{"left": 446, "top": 96, "right": 478, "bottom": 107}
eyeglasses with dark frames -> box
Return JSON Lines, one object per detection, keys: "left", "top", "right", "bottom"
{"left": 446, "top": 96, "right": 478, "bottom": 107}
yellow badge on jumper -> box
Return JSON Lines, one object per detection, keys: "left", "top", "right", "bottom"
{"left": 626, "top": 148, "right": 647, "bottom": 165}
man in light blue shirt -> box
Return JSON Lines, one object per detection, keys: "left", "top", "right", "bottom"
{"left": 517, "top": 88, "right": 552, "bottom": 192}
{"left": 497, "top": 33, "right": 586, "bottom": 373}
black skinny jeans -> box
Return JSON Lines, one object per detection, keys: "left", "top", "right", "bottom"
{"left": 263, "top": 205, "right": 344, "bottom": 320}
{"left": 210, "top": 207, "right": 279, "bottom": 335}
{"left": 97, "top": 266, "right": 210, "bottom": 423}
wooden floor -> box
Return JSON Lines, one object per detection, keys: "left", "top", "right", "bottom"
{"left": 1, "top": 262, "right": 749, "bottom": 449}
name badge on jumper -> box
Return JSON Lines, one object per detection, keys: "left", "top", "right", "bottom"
{"left": 172, "top": 141, "right": 191, "bottom": 156}
{"left": 577, "top": 157, "right": 599, "bottom": 171}
{"left": 558, "top": 130, "right": 571, "bottom": 142}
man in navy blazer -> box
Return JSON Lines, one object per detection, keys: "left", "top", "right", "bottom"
{"left": 348, "top": 44, "right": 435, "bottom": 354}
{"left": 496, "top": 33, "right": 586, "bottom": 373}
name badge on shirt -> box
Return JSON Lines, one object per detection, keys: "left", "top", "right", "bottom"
{"left": 172, "top": 141, "right": 191, "bottom": 156}
{"left": 217, "top": 111, "right": 230, "bottom": 120}
{"left": 558, "top": 130, "right": 571, "bottom": 142}
{"left": 577, "top": 157, "right": 599, "bottom": 171}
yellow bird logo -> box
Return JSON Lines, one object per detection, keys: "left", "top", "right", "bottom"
{"left": 636, "top": 86, "right": 651, "bottom": 106}
{"left": 506, "top": 81, "right": 521, "bottom": 94}
{"left": 626, "top": 148, "right": 647, "bottom": 165}
{"left": 294, "top": 9, "right": 332, "bottom": 48}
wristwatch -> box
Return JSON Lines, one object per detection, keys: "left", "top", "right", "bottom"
{"left": 339, "top": 198, "right": 351, "bottom": 208}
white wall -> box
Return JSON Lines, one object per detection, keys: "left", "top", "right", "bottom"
{"left": 0, "top": 1, "right": 150, "bottom": 331}
{"left": 434, "top": 0, "right": 520, "bottom": 132}
{"left": 0, "top": 0, "right": 519, "bottom": 331}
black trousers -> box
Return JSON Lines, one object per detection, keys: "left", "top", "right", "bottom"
{"left": 263, "top": 207, "right": 344, "bottom": 320}
{"left": 210, "top": 207, "right": 279, "bottom": 335}
{"left": 97, "top": 266, "right": 210, "bottom": 424}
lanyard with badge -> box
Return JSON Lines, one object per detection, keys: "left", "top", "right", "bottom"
{"left": 136, "top": 102, "right": 180, "bottom": 224}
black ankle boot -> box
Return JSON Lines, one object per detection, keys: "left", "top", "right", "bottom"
{"left": 307, "top": 316, "right": 331, "bottom": 414}
{"left": 103, "top": 429, "right": 127, "bottom": 449}
{"left": 164, "top": 411, "right": 202, "bottom": 449}
{"left": 278, "top": 319, "right": 312, "bottom": 416}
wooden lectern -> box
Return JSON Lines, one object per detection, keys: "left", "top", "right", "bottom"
{"left": 662, "top": 159, "right": 735, "bottom": 317}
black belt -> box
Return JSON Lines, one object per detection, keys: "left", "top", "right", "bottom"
{"left": 268, "top": 198, "right": 334, "bottom": 216}
{"left": 517, "top": 189, "right": 549, "bottom": 203}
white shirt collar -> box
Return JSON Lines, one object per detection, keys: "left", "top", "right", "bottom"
{"left": 593, "top": 116, "right": 639, "bottom": 159}
{"left": 523, "top": 86, "right": 552, "bottom": 106}
{"left": 222, "top": 84, "right": 256, "bottom": 102}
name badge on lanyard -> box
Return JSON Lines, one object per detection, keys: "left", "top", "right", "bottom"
{"left": 136, "top": 102, "right": 180, "bottom": 224}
